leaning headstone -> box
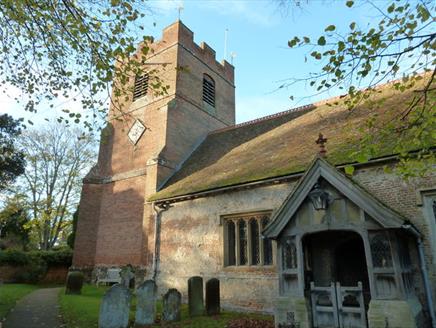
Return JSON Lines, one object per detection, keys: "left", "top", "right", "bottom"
{"left": 188, "top": 276, "right": 204, "bottom": 316}
{"left": 135, "top": 280, "right": 157, "bottom": 326}
{"left": 205, "top": 278, "right": 220, "bottom": 315}
{"left": 65, "top": 271, "right": 84, "bottom": 295}
{"left": 98, "top": 284, "right": 131, "bottom": 328}
{"left": 120, "top": 265, "right": 135, "bottom": 288}
{"left": 162, "top": 289, "right": 181, "bottom": 322}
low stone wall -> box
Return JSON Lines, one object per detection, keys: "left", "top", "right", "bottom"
{"left": 40, "top": 266, "right": 69, "bottom": 284}
{"left": 0, "top": 265, "right": 22, "bottom": 282}
{"left": 0, "top": 264, "right": 69, "bottom": 284}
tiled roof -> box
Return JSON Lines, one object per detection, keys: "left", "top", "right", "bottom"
{"left": 150, "top": 80, "right": 434, "bottom": 200}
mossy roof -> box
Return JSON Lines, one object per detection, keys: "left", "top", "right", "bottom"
{"left": 150, "top": 81, "right": 434, "bottom": 201}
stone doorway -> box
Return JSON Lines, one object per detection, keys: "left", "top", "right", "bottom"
{"left": 303, "top": 231, "right": 370, "bottom": 328}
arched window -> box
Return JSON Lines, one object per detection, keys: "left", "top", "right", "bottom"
{"left": 250, "top": 218, "right": 260, "bottom": 265}
{"left": 261, "top": 216, "right": 273, "bottom": 265}
{"left": 133, "top": 73, "right": 149, "bottom": 101}
{"left": 239, "top": 220, "right": 248, "bottom": 265}
{"left": 227, "top": 221, "right": 236, "bottom": 266}
{"left": 203, "top": 74, "right": 215, "bottom": 107}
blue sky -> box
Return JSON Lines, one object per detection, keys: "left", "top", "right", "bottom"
{"left": 0, "top": 0, "right": 390, "bottom": 125}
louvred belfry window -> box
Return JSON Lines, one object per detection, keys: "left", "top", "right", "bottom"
{"left": 202, "top": 74, "right": 215, "bottom": 107}
{"left": 133, "top": 73, "right": 149, "bottom": 101}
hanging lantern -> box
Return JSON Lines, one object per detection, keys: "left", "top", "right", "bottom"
{"left": 308, "top": 183, "right": 330, "bottom": 210}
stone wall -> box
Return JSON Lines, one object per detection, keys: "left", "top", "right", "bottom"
{"left": 156, "top": 183, "right": 295, "bottom": 312}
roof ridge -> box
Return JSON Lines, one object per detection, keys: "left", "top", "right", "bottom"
{"left": 210, "top": 103, "right": 316, "bottom": 135}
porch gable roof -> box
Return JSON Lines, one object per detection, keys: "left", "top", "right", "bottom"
{"left": 263, "top": 156, "right": 408, "bottom": 239}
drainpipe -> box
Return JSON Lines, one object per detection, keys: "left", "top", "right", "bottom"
{"left": 151, "top": 202, "right": 171, "bottom": 282}
{"left": 402, "top": 223, "right": 436, "bottom": 328}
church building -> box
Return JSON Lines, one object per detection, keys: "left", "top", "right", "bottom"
{"left": 72, "top": 21, "right": 436, "bottom": 328}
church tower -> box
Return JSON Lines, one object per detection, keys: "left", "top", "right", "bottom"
{"left": 72, "top": 21, "right": 235, "bottom": 271}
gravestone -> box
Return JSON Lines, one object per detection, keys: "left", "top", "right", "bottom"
{"left": 65, "top": 271, "right": 84, "bottom": 295}
{"left": 135, "top": 280, "right": 157, "bottom": 326}
{"left": 188, "top": 276, "right": 204, "bottom": 316}
{"left": 98, "top": 284, "right": 131, "bottom": 328}
{"left": 120, "top": 265, "right": 135, "bottom": 288}
{"left": 162, "top": 289, "right": 181, "bottom": 322}
{"left": 205, "top": 278, "right": 220, "bottom": 315}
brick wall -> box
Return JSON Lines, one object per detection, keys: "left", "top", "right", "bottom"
{"left": 73, "top": 21, "right": 236, "bottom": 271}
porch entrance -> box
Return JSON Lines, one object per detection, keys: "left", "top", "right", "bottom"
{"left": 303, "top": 231, "right": 370, "bottom": 328}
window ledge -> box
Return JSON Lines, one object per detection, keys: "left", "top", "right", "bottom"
{"left": 222, "top": 265, "right": 277, "bottom": 274}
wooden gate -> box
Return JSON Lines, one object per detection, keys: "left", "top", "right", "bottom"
{"left": 310, "top": 282, "right": 366, "bottom": 328}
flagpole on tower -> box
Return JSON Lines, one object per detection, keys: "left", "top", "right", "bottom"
{"left": 224, "top": 28, "right": 228, "bottom": 61}
{"left": 177, "top": 1, "right": 184, "bottom": 21}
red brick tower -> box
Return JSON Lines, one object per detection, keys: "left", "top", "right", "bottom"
{"left": 72, "top": 21, "right": 235, "bottom": 274}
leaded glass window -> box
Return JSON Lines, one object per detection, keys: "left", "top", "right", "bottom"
{"left": 432, "top": 200, "right": 436, "bottom": 222}
{"left": 227, "top": 221, "right": 236, "bottom": 266}
{"left": 261, "top": 216, "right": 273, "bottom": 265}
{"left": 283, "top": 236, "right": 297, "bottom": 269}
{"left": 250, "top": 218, "right": 260, "bottom": 265}
{"left": 239, "top": 220, "right": 248, "bottom": 265}
{"left": 223, "top": 212, "right": 273, "bottom": 267}
{"left": 370, "top": 232, "right": 393, "bottom": 268}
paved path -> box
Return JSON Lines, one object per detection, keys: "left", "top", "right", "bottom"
{"left": 2, "top": 288, "right": 64, "bottom": 328}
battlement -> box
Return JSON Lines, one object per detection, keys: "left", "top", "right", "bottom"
{"left": 144, "top": 21, "right": 234, "bottom": 83}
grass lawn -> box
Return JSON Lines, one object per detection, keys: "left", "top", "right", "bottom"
{"left": 0, "top": 284, "right": 39, "bottom": 319}
{"left": 59, "top": 284, "right": 273, "bottom": 327}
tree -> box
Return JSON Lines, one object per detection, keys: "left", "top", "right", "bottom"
{"left": 283, "top": 0, "right": 435, "bottom": 177}
{"left": 15, "top": 124, "right": 96, "bottom": 250}
{"left": 0, "top": 1, "right": 168, "bottom": 128}
{"left": 0, "top": 114, "right": 26, "bottom": 191}
{"left": 0, "top": 196, "right": 31, "bottom": 250}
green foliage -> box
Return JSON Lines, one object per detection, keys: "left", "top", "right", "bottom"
{"left": 0, "top": 284, "right": 39, "bottom": 319}
{"left": 0, "top": 249, "right": 72, "bottom": 265}
{"left": 285, "top": 0, "right": 436, "bottom": 177}
{"left": 0, "top": 196, "right": 31, "bottom": 250}
{"left": 65, "top": 272, "right": 84, "bottom": 295}
{"left": 0, "top": 249, "right": 72, "bottom": 283}
{"left": 0, "top": 1, "right": 168, "bottom": 128}
{"left": 0, "top": 114, "right": 25, "bottom": 190}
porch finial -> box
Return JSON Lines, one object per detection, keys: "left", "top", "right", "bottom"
{"left": 316, "top": 133, "right": 328, "bottom": 157}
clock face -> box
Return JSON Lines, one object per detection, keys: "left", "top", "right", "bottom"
{"left": 128, "top": 120, "right": 146, "bottom": 145}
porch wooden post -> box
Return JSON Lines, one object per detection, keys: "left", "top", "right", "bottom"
{"left": 296, "top": 234, "right": 305, "bottom": 296}
{"left": 362, "top": 229, "right": 376, "bottom": 299}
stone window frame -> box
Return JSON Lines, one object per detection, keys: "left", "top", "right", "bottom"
{"left": 420, "top": 189, "right": 436, "bottom": 264}
{"left": 222, "top": 210, "right": 275, "bottom": 267}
